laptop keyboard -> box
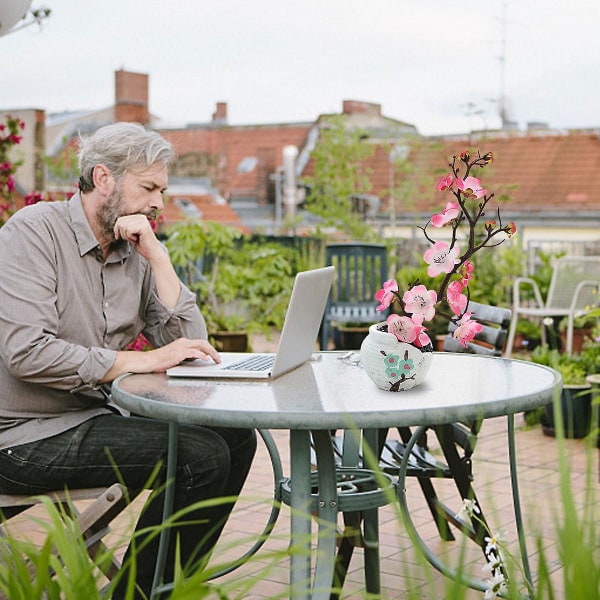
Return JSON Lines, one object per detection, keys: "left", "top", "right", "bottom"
{"left": 223, "top": 354, "right": 275, "bottom": 372}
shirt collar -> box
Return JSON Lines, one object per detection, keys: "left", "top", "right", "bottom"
{"left": 69, "top": 192, "right": 131, "bottom": 261}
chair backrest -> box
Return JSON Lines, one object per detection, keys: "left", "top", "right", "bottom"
{"left": 545, "top": 256, "right": 600, "bottom": 310}
{"left": 443, "top": 301, "right": 512, "bottom": 356}
{"left": 324, "top": 243, "right": 389, "bottom": 323}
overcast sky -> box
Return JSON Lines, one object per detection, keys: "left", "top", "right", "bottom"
{"left": 1, "top": 0, "right": 599, "bottom": 136}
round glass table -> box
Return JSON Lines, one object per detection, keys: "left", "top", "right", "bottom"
{"left": 112, "top": 352, "right": 561, "bottom": 599}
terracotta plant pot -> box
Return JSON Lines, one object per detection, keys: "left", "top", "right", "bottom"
{"left": 209, "top": 331, "right": 248, "bottom": 352}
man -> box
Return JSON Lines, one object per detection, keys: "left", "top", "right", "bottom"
{"left": 0, "top": 122, "right": 257, "bottom": 598}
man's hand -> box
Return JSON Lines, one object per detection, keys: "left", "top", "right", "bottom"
{"left": 114, "top": 214, "right": 163, "bottom": 262}
{"left": 102, "top": 338, "right": 221, "bottom": 383}
{"left": 148, "top": 338, "right": 222, "bottom": 372}
{"left": 115, "top": 214, "right": 182, "bottom": 307}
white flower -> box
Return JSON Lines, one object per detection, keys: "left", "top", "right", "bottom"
{"left": 483, "top": 570, "right": 508, "bottom": 599}
{"left": 456, "top": 497, "right": 480, "bottom": 520}
{"left": 484, "top": 531, "right": 506, "bottom": 557}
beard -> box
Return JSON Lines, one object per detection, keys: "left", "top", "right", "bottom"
{"left": 96, "top": 184, "right": 159, "bottom": 242}
{"left": 97, "top": 185, "right": 125, "bottom": 240}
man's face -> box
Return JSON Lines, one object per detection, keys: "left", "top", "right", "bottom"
{"left": 97, "top": 163, "right": 168, "bottom": 238}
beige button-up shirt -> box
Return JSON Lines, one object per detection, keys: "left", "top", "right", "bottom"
{"left": 0, "top": 193, "right": 207, "bottom": 449}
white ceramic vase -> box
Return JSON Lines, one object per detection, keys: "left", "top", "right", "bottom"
{"left": 360, "top": 322, "right": 434, "bottom": 392}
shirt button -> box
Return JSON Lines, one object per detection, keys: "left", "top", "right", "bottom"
{"left": 104, "top": 302, "right": 109, "bottom": 308}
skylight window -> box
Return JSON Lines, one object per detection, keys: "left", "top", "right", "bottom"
{"left": 237, "top": 157, "right": 258, "bottom": 174}
{"left": 175, "top": 198, "right": 202, "bottom": 218}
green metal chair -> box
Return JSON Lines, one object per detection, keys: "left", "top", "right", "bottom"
{"left": 320, "top": 243, "right": 389, "bottom": 350}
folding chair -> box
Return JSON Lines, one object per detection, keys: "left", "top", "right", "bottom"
{"left": 320, "top": 243, "right": 389, "bottom": 350}
{"left": 505, "top": 255, "right": 600, "bottom": 356}
{"left": 0, "top": 484, "right": 129, "bottom": 582}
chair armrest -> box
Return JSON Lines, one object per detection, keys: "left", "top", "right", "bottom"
{"left": 513, "top": 277, "right": 545, "bottom": 310}
{"left": 569, "top": 279, "right": 600, "bottom": 313}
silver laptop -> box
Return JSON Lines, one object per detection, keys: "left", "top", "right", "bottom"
{"left": 166, "top": 266, "right": 335, "bottom": 379}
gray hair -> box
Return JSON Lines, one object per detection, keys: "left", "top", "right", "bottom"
{"left": 77, "top": 122, "right": 176, "bottom": 192}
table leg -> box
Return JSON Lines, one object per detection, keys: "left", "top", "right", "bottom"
{"left": 507, "top": 413, "right": 533, "bottom": 589}
{"left": 150, "top": 421, "right": 179, "bottom": 600}
{"left": 312, "top": 430, "right": 341, "bottom": 599}
{"left": 289, "top": 430, "right": 313, "bottom": 599}
{"left": 288, "top": 430, "right": 341, "bottom": 600}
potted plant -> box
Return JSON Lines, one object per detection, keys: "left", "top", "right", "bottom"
{"left": 165, "top": 221, "right": 295, "bottom": 351}
{"left": 512, "top": 318, "right": 542, "bottom": 353}
{"left": 558, "top": 312, "right": 599, "bottom": 353}
{"left": 332, "top": 322, "right": 371, "bottom": 350}
{"left": 530, "top": 345, "right": 592, "bottom": 438}
{"left": 361, "top": 150, "right": 517, "bottom": 392}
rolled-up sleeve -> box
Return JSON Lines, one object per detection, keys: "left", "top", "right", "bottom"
{"left": 76, "top": 348, "right": 119, "bottom": 388}
{"left": 142, "top": 281, "right": 208, "bottom": 347}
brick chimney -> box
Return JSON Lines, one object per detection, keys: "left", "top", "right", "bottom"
{"left": 342, "top": 100, "right": 382, "bottom": 117}
{"left": 114, "top": 69, "right": 150, "bottom": 125}
{"left": 212, "top": 102, "right": 228, "bottom": 124}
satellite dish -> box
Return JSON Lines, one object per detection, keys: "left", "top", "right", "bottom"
{"left": 0, "top": 0, "right": 33, "bottom": 37}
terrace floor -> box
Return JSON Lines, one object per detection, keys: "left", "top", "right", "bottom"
{"left": 205, "top": 415, "right": 598, "bottom": 599}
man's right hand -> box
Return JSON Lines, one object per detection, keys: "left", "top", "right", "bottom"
{"left": 148, "top": 338, "right": 222, "bottom": 371}
{"left": 102, "top": 338, "right": 221, "bottom": 382}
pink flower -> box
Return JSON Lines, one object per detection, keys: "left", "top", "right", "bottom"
{"left": 507, "top": 221, "right": 517, "bottom": 237}
{"left": 446, "top": 280, "right": 468, "bottom": 316}
{"left": 126, "top": 333, "right": 153, "bottom": 351}
{"left": 386, "top": 314, "right": 419, "bottom": 344}
{"left": 403, "top": 284, "right": 437, "bottom": 321}
{"left": 423, "top": 241, "right": 461, "bottom": 277}
{"left": 24, "top": 191, "right": 45, "bottom": 205}
{"left": 431, "top": 202, "right": 460, "bottom": 227}
{"left": 456, "top": 176, "right": 487, "bottom": 199}
{"left": 410, "top": 313, "right": 432, "bottom": 348}
{"left": 375, "top": 279, "right": 399, "bottom": 311}
{"left": 453, "top": 312, "right": 483, "bottom": 347}
{"left": 459, "top": 260, "right": 474, "bottom": 286}
{"left": 436, "top": 174, "right": 453, "bottom": 191}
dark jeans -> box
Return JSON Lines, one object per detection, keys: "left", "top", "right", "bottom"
{"left": 0, "top": 414, "right": 257, "bottom": 598}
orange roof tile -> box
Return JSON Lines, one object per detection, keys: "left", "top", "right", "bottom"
{"left": 162, "top": 193, "right": 248, "bottom": 232}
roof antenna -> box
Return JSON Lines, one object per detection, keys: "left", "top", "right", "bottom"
{"left": 498, "top": 0, "right": 510, "bottom": 129}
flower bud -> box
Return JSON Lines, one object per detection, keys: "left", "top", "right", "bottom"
{"left": 482, "top": 151, "right": 494, "bottom": 165}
